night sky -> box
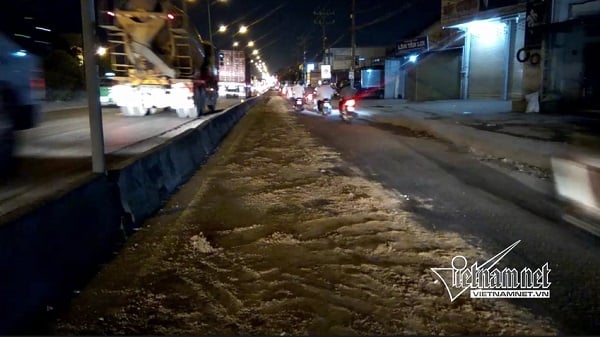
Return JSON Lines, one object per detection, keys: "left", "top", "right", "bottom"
{"left": 1, "top": 0, "right": 441, "bottom": 72}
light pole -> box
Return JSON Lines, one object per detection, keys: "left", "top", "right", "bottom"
{"left": 207, "top": 0, "right": 213, "bottom": 44}
{"left": 208, "top": 1, "right": 229, "bottom": 45}
{"left": 181, "top": 0, "right": 190, "bottom": 28}
{"left": 350, "top": 0, "right": 356, "bottom": 87}
{"left": 81, "top": 0, "right": 105, "bottom": 173}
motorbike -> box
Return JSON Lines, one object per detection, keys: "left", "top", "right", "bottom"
{"left": 318, "top": 98, "right": 332, "bottom": 116}
{"left": 293, "top": 97, "right": 304, "bottom": 112}
{"left": 305, "top": 92, "right": 314, "bottom": 105}
{"left": 339, "top": 98, "right": 357, "bottom": 123}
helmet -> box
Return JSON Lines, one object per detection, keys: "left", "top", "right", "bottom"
{"left": 340, "top": 79, "right": 350, "bottom": 88}
{"left": 321, "top": 79, "right": 330, "bottom": 85}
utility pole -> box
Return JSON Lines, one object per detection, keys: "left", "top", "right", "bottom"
{"left": 313, "top": 9, "right": 335, "bottom": 65}
{"left": 350, "top": 0, "right": 356, "bottom": 87}
{"left": 297, "top": 34, "right": 311, "bottom": 83}
{"left": 207, "top": 0, "right": 216, "bottom": 46}
{"left": 181, "top": 0, "right": 188, "bottom": 27}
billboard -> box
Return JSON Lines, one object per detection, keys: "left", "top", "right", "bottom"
{"left": 321, "top": 64, "right": 331, "bottom": 79}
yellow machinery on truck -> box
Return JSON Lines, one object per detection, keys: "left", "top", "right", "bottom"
{"left": 98, "top": 0, "right": 218, "bottom": 118}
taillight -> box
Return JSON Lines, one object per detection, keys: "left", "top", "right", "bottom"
{"left": 30, "top": 69, "right": 46, "bottom": 100}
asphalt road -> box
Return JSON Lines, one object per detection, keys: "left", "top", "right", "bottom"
{"left": 49, "top": 95, "right": 557, "bottom": 335}
{"left": 294, "top": 108, "right": 600, "bottom": 335}
{"left": 0, "top": 98, "right": 242, "bottom": 221}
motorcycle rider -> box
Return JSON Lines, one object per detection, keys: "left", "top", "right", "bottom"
{"left": 315, "top": 79, "right": 335, "bottom": 112}
{"left": 338, "top": 79, "right": 357, "bottom": 113}
{"left": 291, "top": 81, "right": 305, "bottom": 102}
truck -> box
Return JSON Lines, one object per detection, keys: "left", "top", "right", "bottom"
{"left": 217, "top": 49, "right": 251, "bottom": 99}
{"left": 98, "top": 0, "right": 218, "bottom": 118}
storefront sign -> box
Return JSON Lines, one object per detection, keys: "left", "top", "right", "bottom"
{"left": 396, "top": 37, "right": 429, "bottom": 55}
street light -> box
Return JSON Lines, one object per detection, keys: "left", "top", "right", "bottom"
{"left": 96, "top": 46, "right": 107, "bottom": 56}
{"left": 239, "top": 25, "right": 248, "bottom": 34}
{"left": 218, "top": 24, "right": 227, "bottom": 33}
{"left": 247, "top": 40, "right": 254, "bottom": 47}
{"left": 206, "top": 0, "right": 227, "bottom": 45}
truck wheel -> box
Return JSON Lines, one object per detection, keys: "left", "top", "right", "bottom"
{"left": 0, "top": 91, "right": 16, "bottom": 176}
{"left": 193, "top": 90, "right": 207, "bottom": 117}
{"left": 207, "top": 92, "right": 217, "bottom": 113}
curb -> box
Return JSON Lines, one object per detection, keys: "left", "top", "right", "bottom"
{"left": 361, "top": 110, "right": 579, "bottom": 171}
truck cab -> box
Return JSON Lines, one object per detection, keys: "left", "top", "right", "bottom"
{"left": 0, "top": 31, "right": 44, "bottom": 174}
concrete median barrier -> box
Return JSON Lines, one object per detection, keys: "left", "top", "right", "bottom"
{"left": 0, "top": 96, "right": 263, "bottom": 334}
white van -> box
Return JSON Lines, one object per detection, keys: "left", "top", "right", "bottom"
{"left": 0, "top": 31, "right": 44, "bottom": 174}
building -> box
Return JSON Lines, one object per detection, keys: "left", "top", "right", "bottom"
{"left": 541, "top": 0, "right": 600, "bottom": 112}
{"left": 306, "top": 47, "right": 387, "bottom": 87}
{"left": 386, "top": 0, "right": 599, "bottom": 113}
{"left": 439, "top": 0, "right": 534, "bottom": 106}
{"left": 386, "top": 0, "right": 533, "bottom": 105}
{"left": 386, "top": 21, "right": 465, "bottom": 100}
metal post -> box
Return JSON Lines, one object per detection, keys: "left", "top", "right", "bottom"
{"left": 502, "top": 19, "right": 511, "bottom": 101}
{"left": 461, "top": 31, "right": 471, "bottom": 99}
{"left": 207, "top": 0, "right": 213, "bottom": 45}
{"left": 350, "top": 0, "right": 356, "bottom": 87}
{"left": 81, "top": 0, "right": 106, "bottom": 173}
{"left": 182, "top": 0, "right": 188, "bottom": 28}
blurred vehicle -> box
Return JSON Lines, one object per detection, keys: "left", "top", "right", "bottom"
{"left": 99, "top": 77, "right": 119, "bottom": 106}
{"left": 98, "top": 0, "right": 218, "bottom": 117}
{"left": 551, "top": 155, "right": 600, "bottom": 237}
{"left": 218, "top": 49, "right": 251, "bottom": 99}
{"left": 356, "top": 85, "right": 384, "bottom": 99}
{"left": 320, "top": 98, "right": 332, "bottom": 116}
{"left": 304, "top": 85, "right": 315, "bottom": 105}
{"left": 339, "top": 98, "right": 357, "bottom": 123}
{"left": 282, "top": 82, "right": 294, "bottom": 99}
{"left": 0, "top": 31, "right": 44, "bottom": 175}
{"left": 354, "top": 67, "right": 384, "bottom": 99}
{"left": 218, "top": 83, "right": 246, "bottom": 99}
{"left": 293, "top": 97, "right": 304, "bottom": 112}
{"left": 338, "top": 80, "right": 357, "bottom": 123}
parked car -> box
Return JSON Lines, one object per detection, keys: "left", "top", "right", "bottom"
{"left": 0, "top": 31, "right": 44, "bottom": 175}
{"left": 353, "top": 81, "right": 384, "bottom": 99}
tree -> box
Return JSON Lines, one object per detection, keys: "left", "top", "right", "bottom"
{"left": 276, "top": 66, "right": 302, "bottom": 83}
{"left": 44, "top": 49, "right": 84, "bottom": 101}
